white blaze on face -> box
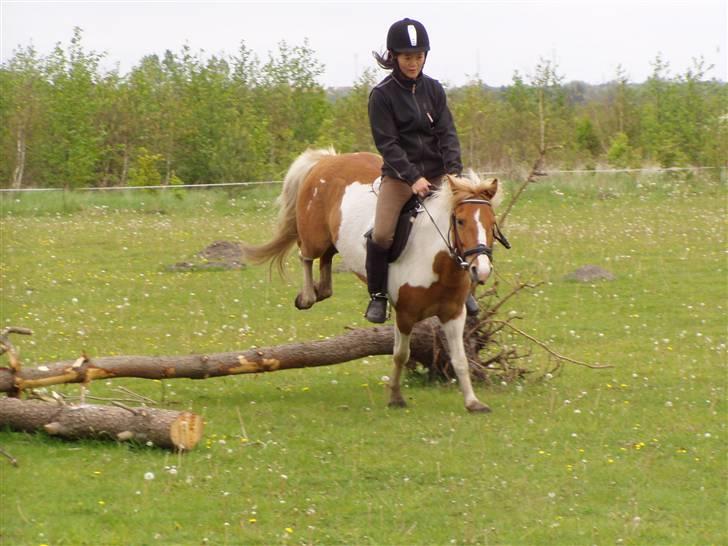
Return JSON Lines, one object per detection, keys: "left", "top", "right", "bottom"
{"left": 473, "top": 209, "right": 492, "bottom": 281}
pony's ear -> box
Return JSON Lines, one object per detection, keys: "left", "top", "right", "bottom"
{"left": 446, "top": 174, "right": 458, "bottom": 185}
{"left": 484, "top": 178, "right": 499, "bottom": 200}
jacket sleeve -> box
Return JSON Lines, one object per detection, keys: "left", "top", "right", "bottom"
{"left": 432, "top": 83, "right": 463, "bottom": 175}
{"left": 368, "top": 88, "right": 421, "bottom": 184}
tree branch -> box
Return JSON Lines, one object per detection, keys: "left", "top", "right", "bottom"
{"left": 491, "top": 320, "right": 613, "bottom": 369}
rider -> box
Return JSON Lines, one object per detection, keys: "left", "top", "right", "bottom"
{"left": 365, "top": 17, "right": 478, "bottom": 323}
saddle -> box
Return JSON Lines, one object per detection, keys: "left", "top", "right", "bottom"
{"left": 364, "top": 194, "right": 423, "bottom": 263}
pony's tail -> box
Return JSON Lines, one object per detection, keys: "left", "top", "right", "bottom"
{"left": 241, "top": 147, "right": 336, "bottom": 276}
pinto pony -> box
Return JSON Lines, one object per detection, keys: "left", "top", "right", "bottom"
{"left": 242, "top": 149, "right": 504, "bottom": 412}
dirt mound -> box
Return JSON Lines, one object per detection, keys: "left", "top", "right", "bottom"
{"left": 167, "top": 241, "right": 246, "bottom": 272}
{"left": 563, "top": 265, "right": 615, "bottom": 282}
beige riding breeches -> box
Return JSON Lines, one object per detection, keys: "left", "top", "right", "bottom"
{"left": 372, "top": 175, "right": 445, "bottom": 250}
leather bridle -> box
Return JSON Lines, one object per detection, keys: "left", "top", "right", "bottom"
{"left": 449, "top": 199, "right": 511, "bottom": 271}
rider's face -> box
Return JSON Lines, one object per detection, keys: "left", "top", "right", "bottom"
{"left": 396, "top": 52, "right": 426, "bottom": 79}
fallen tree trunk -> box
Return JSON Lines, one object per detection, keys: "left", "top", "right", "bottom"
{"left": 0, "top": 319, "right": 459, "bottom": 394}
{"left": 0, "top": 397, "right": 203, "bottom": 451}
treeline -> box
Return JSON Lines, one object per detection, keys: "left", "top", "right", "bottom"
{"left": 1, "top": 28, "right": 726, "bottom": 189}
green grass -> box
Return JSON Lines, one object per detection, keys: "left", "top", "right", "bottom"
{"left": 1, "top": 173, "right": 726, "bottom": 545}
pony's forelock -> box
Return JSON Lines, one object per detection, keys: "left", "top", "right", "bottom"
{"left": 444, "top": 171, "right": 502, "bottom": 208}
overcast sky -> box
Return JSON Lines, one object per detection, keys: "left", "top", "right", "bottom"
{"left": 2, "top": 0, "right": 726, "bottom": 87}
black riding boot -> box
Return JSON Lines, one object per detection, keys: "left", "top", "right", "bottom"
{"left": 364, "top": 238, "right": 390, "bottom": 323}
{"left": 465, "top": 294, "right": 479, "bottom": 316}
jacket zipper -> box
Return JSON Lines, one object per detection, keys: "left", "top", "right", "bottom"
{"left": 411, "top": 83, "right": 426, "bottom": 176}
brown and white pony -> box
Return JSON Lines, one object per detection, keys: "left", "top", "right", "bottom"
{"left": 242, "top": 149, "right": 502, "bottom": 412}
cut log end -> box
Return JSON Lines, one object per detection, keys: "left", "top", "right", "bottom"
{"left": 169, "top": 412, "right": 204, "bottom": 451}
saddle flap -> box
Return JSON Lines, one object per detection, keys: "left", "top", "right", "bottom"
{"left": 365, "top": 195, "right": 422, "bottom": 263}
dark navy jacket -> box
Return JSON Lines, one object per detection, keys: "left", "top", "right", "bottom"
{"left": 368, "top": 70, "right": 462, "bottom": 184}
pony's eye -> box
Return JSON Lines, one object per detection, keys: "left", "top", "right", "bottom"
{"left": 456, "top": 218, "right": 465, "bottom": 226}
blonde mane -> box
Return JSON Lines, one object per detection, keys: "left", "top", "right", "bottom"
{"left": 431, "top": 170, "right": 502, "bottom": 214}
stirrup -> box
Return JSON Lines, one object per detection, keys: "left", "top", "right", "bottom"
{"left": 465, "top": 294, "right": 479, "bottom": 316}
{"left": 365, "top": 294, "right": 388, "bottom": 323}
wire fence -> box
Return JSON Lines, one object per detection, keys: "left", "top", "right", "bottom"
{"left": 0, "top": 166, "right": 722, "bottom": 193}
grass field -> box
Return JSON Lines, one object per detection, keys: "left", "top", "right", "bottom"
{"left": 1, "top": 171, "right": 726, "bottom": 545}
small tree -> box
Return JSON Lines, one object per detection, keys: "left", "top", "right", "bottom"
{"left": 127, "top": 147, "right": 163, "bottom": 186}
{"left": 575, "top": 116, "right": 601, "bottom": 158}
{"left": 606, "top": 132, "right": 635, "bottom": 168}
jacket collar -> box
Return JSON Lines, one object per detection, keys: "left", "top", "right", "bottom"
{"left": 391, "top": 67, "right": 423, "bottom": 89}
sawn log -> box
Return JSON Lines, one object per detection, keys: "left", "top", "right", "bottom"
{"left": 0, "top": 397, "right": 203, "bottom": 451}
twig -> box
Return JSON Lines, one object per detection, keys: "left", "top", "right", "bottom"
{"left": 63, "top": 394, "right": 153, "bottom": 405}
{"left": 110, "top": 401, "right": 143, "bottom": 415}
{"left": 483, "top": 280, "right": 542, "bottom": 319}
{"left": 16, "top": 501, "right": 30, "bottom": 524}
{"left": 497, "top": 144, "right": 560, "bottom": 227}
{"left": 0, "top": 445, "right": 19, "bottom": 467}
{"left": 0, "top": 327, "right": 33, "bottom": 339}
{"left": 235, "top": 406, "right": 249, "bottom": 440}
{"left": 491, "top": 320, "right": 613, "bottom": 369}
{"left": 112, "top": 386, "right": 158, "bottom": 405}
{"left": 0, "top": 327, "right": 32, "bottom": 358}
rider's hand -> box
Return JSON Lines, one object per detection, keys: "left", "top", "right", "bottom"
{"left": 411, "top": 177, "right": 430, "bottom": 198}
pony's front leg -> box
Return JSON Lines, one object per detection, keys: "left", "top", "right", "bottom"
{"left": 294, "top": 254, "right": 318, "bottom": 310}
{"left": 441, "top": 313, "right": 491, "bottom": 413}
{"left": 388, "top": 326, "right": 410, "bottom": 408}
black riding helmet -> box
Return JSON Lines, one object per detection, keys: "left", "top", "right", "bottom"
{"left": 386, "top": 18, "right": 430, "bottom": 53}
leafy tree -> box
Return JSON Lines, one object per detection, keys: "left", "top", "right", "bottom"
{"left": 0, "top": 45, "right": 47, "bottom": 187}
{"left": 449, "top": 79, "right": 493, "bottom": 171}
{"left": 606, "top": 132, "right": 635, "bottom": 168}
{"left": 257, "top": 40, "right": 329, "bottom": 175}
{"left": 37, "top": 27, "right": 106, "bottom": 187}
{"left": 501, "top": 71, "right": 539, "bottom": 164}
{"left": 127, "top": 147, "right": 164, "bottom": 186}
{"left": 317, "top": 68, "right": 377, "bottom": 153}
{"left": 575, "top": 116, "right": 601, "bottom": 157}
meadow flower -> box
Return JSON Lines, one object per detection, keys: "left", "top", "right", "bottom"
{"left": 144, "top": 472, "right": 155, "bottom": 480}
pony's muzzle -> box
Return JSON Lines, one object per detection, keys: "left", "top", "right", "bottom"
{"left": 471, "top": 255, "right": 492, "bottom": 284}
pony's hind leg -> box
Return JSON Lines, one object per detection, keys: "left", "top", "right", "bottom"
{"left": 388, "top": 326, "right": 410, "bottom": 408}
{"left": 314, "top": 247, "right": 336, "bottom": 302}
{"left": 294, "top": 254, "right": 318, "bottom": 310}
{"left": 441, "top": 313, "right": 491, "bottom": 413}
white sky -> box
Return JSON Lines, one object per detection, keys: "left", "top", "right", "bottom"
{"left": 1, "top": 0, "right": 726, "bottom": 87}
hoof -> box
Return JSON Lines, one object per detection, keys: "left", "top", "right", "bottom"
{"left": 388, "top": 399, "right": 407, "bottom": 409}
{"left": 294, "top": 294, "right": 315, "bottom": 310}
{"left": 314, "top": 285, "right": 332, "bottom": 302}
{"left": 466, "top": 401, "right": 492, "bottom": 413}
